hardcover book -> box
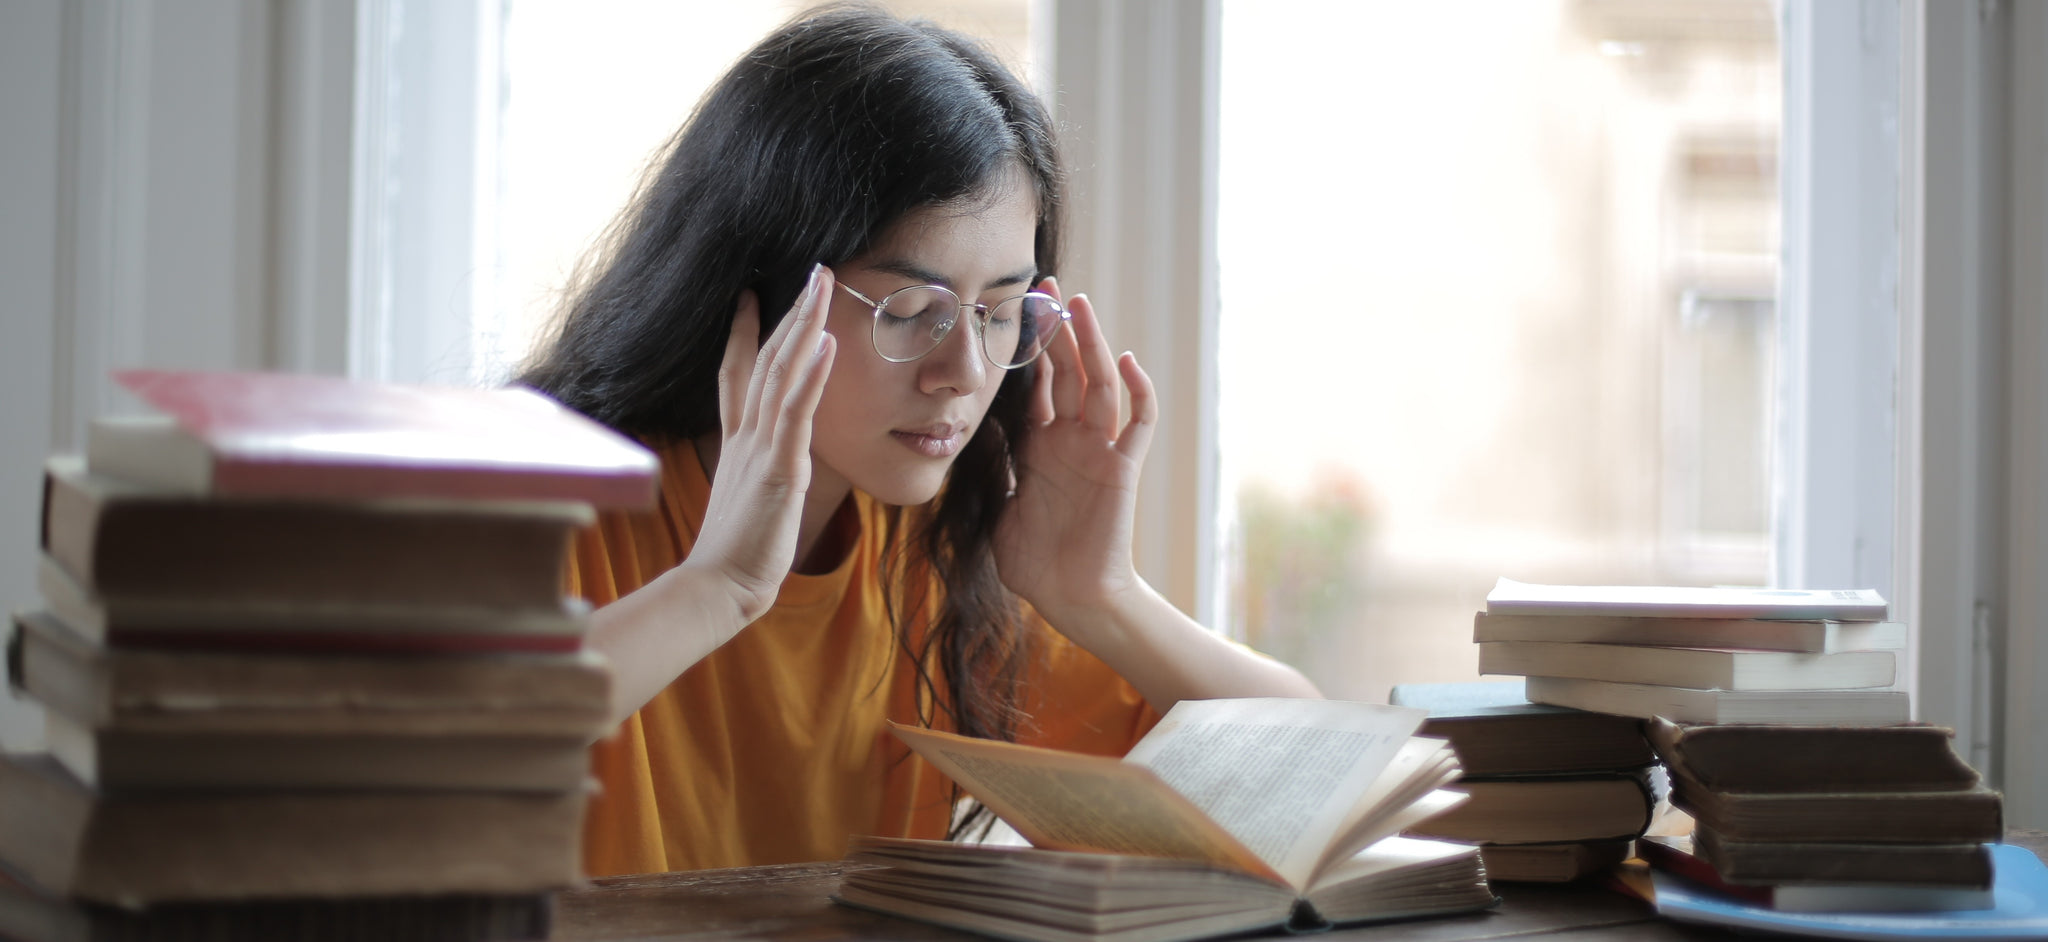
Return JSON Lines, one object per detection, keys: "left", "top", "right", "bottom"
{"left": 1473, "top": 611, "right": 1904, "bottom": 653}
{"left": 1636, "top": 835, "right": 1996, "bottom": 913}
{"left": 9, "top": 610, "right": 611, "bottom": 738}
{"left": 1690, "top": 821, "right": 1993, "bottom": 889}
{"left": 1525, "top": 676, "right": 1912, "bottom": 726}
{"left": 42, "top": 457, "right": 586, "bottom": 615}
{"left": 1478, "top": 640, "right": 1896, "bottom": 691}
{"left": 40, "top": 711, "right": 595, "bottom": 793}
{"left": 1388, "top": 679, "right": 1653, "bottom": 776}
{"left": 1647, "top": 718, "right": 1982, "bottom": 793}
{"left": 1485, "top": 578, "right": 1888, "bottom": 622}
{"left": 1478, "top": 840, "right": 1632, "bottom": 884}
{"left": 90, "top": 370, "right": 658, "bottom": 508}
{"left": 1662, "top": 754, "right": 2003, "bottom": 845}
{"left": 0, "top": 753, "right": 585, "bottom": 905}
{"left": 1642, "top": 843, "right": 2048, "bottom": 939}
{"left": 0, "top": 868, "right": 553, "bottom": 942}
{"left": 838, "top": 698, "right": 1495, "bottom": 941}
{"left": 1402, "top": 770, "right": 1657, "bottom": 845}
{"left": 35, "top": 557, "right": 589, "bottom": 654}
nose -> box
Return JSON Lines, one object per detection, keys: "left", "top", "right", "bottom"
{"left": 917, "top": 308, "right": 987, "bottom": 396}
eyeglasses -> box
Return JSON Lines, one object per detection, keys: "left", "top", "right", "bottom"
{"left": 838, "top": 282, "right": 1071, "bottom": 370}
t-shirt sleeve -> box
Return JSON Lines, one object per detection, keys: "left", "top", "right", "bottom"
{"left": 1013, "top": 606, "right": 1163, "bottom": 758}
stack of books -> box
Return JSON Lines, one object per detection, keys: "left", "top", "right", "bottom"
{"left": 1389, "top": 680, "right": 1656, "bottom": 883}
{"left": 1639, "top": 718, "right": 2003, "bottom": 912}
{"left": 1471, "top": 577, "right": 2027, "bottom": 922}
{"left": 1, "top": 370, "right": 657, "bottom": 942}
{"left": 1475, "top": 577, "right": 1909, "bottom": 725}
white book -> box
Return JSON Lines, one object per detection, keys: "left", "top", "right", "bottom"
{"left": 1472, "top": 612, "right": 1904, "bottom": 653}
{"left": 1523, "top": 676, "right": 1911, "bottom": 725}
{"left": 1485, "top": 578, "right": 1888, "bottom": 622}
{"left": 1478, "top": 641, "right": 1895, "bottom": 691}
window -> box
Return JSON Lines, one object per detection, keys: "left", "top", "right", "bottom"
{"left": 1215, "top": 0, "right": 1783, "bottom": 700}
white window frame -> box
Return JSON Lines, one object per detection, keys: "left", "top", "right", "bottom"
{"left": 1898, "top": 0, "right": 2048, "bottom": 827}
{"left": 1043, "top": 0, "right": 1221, "bottom": 626}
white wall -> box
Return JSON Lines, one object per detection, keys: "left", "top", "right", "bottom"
{"left": 0, "top": 0, "right": 355, "bottom": 749}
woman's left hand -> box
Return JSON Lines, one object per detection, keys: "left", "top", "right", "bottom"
{"left": 993, "top": 279, "right": 1158, "bottom": 629}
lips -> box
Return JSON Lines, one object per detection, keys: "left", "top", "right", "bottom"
{"left": 890, "top": 422, "right": 969, "bottom": 458}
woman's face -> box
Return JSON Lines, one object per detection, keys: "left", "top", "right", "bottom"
{"left": 810, "top": 169, "right": 1038, "bottom": 506}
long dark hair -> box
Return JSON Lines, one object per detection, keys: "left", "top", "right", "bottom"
{"left": 520, "top": 4, "right": 1062, "bottom": 834}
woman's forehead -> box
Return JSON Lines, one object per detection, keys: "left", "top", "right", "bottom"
{"left": 856, "top": 174, "right": 1038, "bottom": 291}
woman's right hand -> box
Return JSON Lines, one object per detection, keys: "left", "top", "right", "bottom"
{"left": 681, "top": 265, "right": 837, "bottom": 628}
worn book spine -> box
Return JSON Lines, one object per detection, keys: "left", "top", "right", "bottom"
{"left": 1635, "top": 836, "right": 1997, "bottom": 913}
{"left": 1690, "top": 823, "right": 1994, "bottom": 889}
{"left": 1663, "top": 756, "right": 2003, "bottom": 844}
{"left": 1648, "top": 717, "right": 1982, "bottom": 793}
{"left": 42, "top": 711, "right": 594, "bottom": 792}
{"left": 32, "top": 563, "right": 589, "bottom": 654}
{"left": 1403, "top": 769, "right": 1655, "bottom": 845}
{"left": 0, "top": 869, "right": 553, "bottom": 942}
{"left": 1471, "top": 612, "right": 1904, "bottom": 653}
{"left": 0, "top": 753, "right": 586, "bottom": 905}
{"left": 1477, "top": 839, "right": 1632, "bottom": 883}
{"left": 1393, "top": 681, "right": 1654, "bottom": 777}
{"left": 1477, "top": 641, "right": 1896, "bottom": 691}
{"left": 43, "top": 457, "right": 584, "bottom": 613}
{"left": 12, "top": 611, "right": 609, "bottom": 735}
{"left": 1523, "top": 676, "right": 1912, "bottom": 726}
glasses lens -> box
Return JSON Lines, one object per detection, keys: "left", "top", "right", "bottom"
{"left": 873, "top": 286, "right": 960, "bottom": 361}
{"left": 986, "top": 293, "right": 1066, "bottom": 368}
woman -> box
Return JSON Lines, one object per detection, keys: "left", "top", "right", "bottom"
{"left": 521, "top": 4, "right": 1318, "bottom": 876}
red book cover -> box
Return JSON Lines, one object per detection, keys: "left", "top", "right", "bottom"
{"left": 101, "top": 370, "right": 658, "bottom": 508}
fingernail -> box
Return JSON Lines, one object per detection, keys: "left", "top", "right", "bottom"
{"left": 801, "top": 264, "right": 824, "bottom": 305}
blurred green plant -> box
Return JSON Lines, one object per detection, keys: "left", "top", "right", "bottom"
{"left": 1231, "top": 470, "right": 1378, "bottom": 668}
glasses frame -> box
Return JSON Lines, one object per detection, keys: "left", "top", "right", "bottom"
{"left": 837, "top": 281, "right": 1071, "bottom": 370}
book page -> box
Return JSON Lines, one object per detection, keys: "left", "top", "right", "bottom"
{"left": 889, "top": 724, "right": 1283, "bottom": 884}
{"left": 1316, "top": 740, "right": 1466, "bottom": 874}
{"left": 1119, "top": 699, "right": 1424, "bottom": 889}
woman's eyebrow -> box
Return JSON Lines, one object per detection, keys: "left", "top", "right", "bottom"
{"left": 866, "top": 259, "right": 1041, "bottom": 293}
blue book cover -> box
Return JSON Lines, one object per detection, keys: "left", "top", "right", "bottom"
{"left": 1650, "top": 843, "right": 2048, "bottom": 940}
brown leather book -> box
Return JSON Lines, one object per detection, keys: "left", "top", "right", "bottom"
{"left": 0, "top": 753, "right": 585, "bottom": 906}
{"left": 1664, "top": 752, "right": 2003, "bottom": 844}
{"left": 1648, "top": 717, "right": 1983, "bottom": 793}
{"left": 42, "top": 456, "right": 589, "bottom": 622}
{"left": 0, "top": 865, "right": 552, "bottom": 942}
{"left": 1690, "top": 821, "right": 1994, "bottom": 889}
{"left": 1477, "top": 839, "right": 1633, "bottom": 883}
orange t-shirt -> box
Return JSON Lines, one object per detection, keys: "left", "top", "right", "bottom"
{"left": 570, "top": 440, "right": 1160, "bottom": 875}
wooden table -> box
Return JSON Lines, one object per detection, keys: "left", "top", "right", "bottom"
{"left": 552, "top": 828, "right": 2048, "bottom": 940}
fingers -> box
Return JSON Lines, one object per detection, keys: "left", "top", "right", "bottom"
{"left": 1114, "top": 351, "right": 1157, "bottom": 462}
{"left": 773, "top": 332, "right": 835, "bottom": 459}
{"left": 744, "top": 267, "right": 825, "bottom": 428}
{"left": 720, "top": 291, "right": 763, "bottom": 437}
{"left": 1028, "top": 343, "right": 1057, "bottom": 425}
{"left": 724, "top": 266, "right": 834, "bottom": 448}
{"left": 1064, "top": 293, "right": 1122, "bottom": 439}
{"left": 1042, "top": 279, "right": 1087, "bottom": 423}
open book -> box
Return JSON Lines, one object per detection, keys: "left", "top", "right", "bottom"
{"left": 835, "top": 698, "right": 1496, "bottom": 942}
